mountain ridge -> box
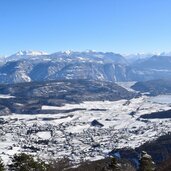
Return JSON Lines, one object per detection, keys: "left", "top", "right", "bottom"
{"left": 0, "top": 50, "right": 171, "bottom": 84}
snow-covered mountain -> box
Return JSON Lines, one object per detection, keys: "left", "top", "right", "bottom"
{"left": 123, "top": 53, "right": 156, "bottom": 62}
{"left": 129, "top": 55, "right": 171, "bottom": 81}
{"left": 0, "top": 50, "right": 130, "bottom": 84}
{"left": 159, "top": 51, "right": 171, "bottom": 56}
{"left": 6, "top": 50, "right": 48, "bottom": 61}
{"left": 0, "top": 50, "right": 171, "bottom": 84}
{"left": 14, "top": 50, "right": 48, "bottom": 56}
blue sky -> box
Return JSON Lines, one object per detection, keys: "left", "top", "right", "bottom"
{"left": 0, "top": 0, "right": 171, "bottom": 55}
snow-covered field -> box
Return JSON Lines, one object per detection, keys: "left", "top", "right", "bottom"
{"left": 0, "top": 95, "right": 171, "bottom": 164}
{"left": 0, "top": 94, "right": 15, "bottom": 99}
{"left": 148, "top": 95, "right": 171, "bottom": 104}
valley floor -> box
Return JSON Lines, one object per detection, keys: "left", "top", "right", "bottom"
{"left": 0, "top": 95, "right": 171, "bottom": 164}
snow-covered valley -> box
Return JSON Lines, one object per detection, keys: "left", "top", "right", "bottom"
{"left": 0, "top": 95, "right": 171, "bottom": 164}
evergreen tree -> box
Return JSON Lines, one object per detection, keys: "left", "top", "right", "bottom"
{"left": 139, "top": 151, "right": 155, "bottom": 171}
{"left": 9, "top": 153, "right": 49, "bottom": 171}
{"left": 103, "top": 157, "right": 121, "bottom": 171}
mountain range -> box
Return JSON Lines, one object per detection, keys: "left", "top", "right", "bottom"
{"left": 0, "top": 50, "right": 171, "bottom": 84}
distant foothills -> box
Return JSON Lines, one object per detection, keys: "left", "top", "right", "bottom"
{"left": 0, "top": 50, "right": 171, "bottom": 84}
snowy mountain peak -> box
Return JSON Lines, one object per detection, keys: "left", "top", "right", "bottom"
{"left": 63, "top": 50, "right": 73, "bottom": 55}
{"left": 159, "top": 52, "right": 171, "bottom": 56}
{"left": 15, "top": 50, "right": 48, "bottom": 57}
